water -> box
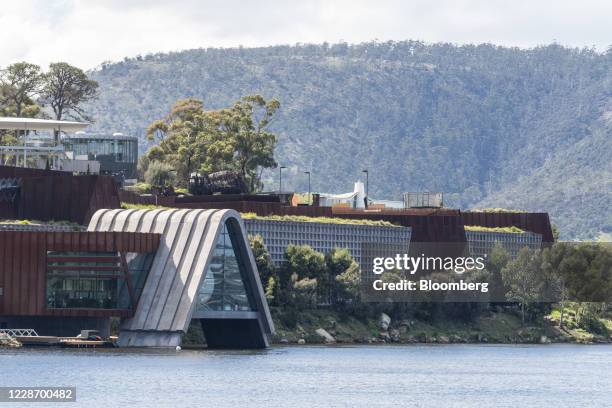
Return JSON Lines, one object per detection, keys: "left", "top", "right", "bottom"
{"left": 1, "top": 345, "right": 610, "bottom": 407}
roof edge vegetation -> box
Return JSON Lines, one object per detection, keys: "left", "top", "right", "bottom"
{"left": 467, "top": 208, "right": 528, "bottom": 213}
{"left": 464, "top": 225, "right": 527, "bottom": 234}
{"left": 240, "top": 212, "right": 401, "bottom": 227}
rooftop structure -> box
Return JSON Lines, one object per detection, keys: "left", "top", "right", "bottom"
{"left": 0, "top": 118, "right": 133, "bottom": 177}
{"left": 318, "top": 181, "right": 404, "bottom": 209}
{"left": 0, "top": 165, "right": 120, "bottom": 225}
{"left": 0, "top": 117, "right": 88, "bottom": 132}
{"left": 403, "top": 192, "right": 444, "bottom": 208}
{"left": 117, "top": 181, "right": 555, "bottom": 246}
{"left": 63, "top": 132, "right": 139, "bottom": 180}
{"left": 0, "top": 117, "right": 96, "bottom": 171}
{"left": 319, "top": 181, "right": 367, "bottom": 208}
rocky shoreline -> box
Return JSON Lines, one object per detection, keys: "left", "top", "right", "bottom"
{"left": 271, "top": 311, "right": 612, "bottom": 346}
{"left": 0, "top": 333, "right": 22, "bottom": 348}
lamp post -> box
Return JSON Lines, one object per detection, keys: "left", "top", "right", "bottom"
{"left": 362, "top": 169, "right": 369, "bottom": 208}
{"left": 279, "top": 166, "right": 287, "bottom": 193}
{"left": 304, "top": 171, "right": 311, "bottom": 204}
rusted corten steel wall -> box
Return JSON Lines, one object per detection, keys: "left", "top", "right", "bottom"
{"left": 461, "top": 212, "right": 554, "bottom": 243}
{"left": 118, "top": 190, "right": 280, "bottom": 205}
{"left": 171, "top": 200, "right": 284, "bottom": 215}
{"left": 18, "top": 175, "right": 120, "bottom": 224}
{"left": 0, "top": 166, "right": 71, "bottom": 178}
{"left": 331, "top": 208, "right": 466, "bottom": 242}
{"left": 0, "top": 166, "right": 120, "bottom": 224}
{"left": 118, "top": 190, "right": 467, "bottom": 241}
{"left": 0, "top": 201, "right": 16, "bottom": 219}
{"left": 119, "top": 191, "right": 552, "bottom": 243}
{"left": 120, "top": 190, "right": 331, "bottom": 217}
{"left": 0, "top": 231, "right": 160, "bottom": 318}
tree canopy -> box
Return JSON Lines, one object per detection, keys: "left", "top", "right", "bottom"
{"left": 0, "top": 62, "right": 42, "bottom": 117}
{"left": 143, "top": 95, "right": 279, "bottom": 190}
{"left": 41, "top": 62, "right": 99, "bottom": 122}
{"left": 0, "top": 61, "right": 98, "bottom": 146}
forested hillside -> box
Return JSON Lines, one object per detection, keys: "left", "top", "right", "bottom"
{"left": 85, "top": 42, "right": 612, "bottom": 240}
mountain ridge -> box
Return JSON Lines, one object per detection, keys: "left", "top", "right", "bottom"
{"left": 84, "top": 41, "right": 612, "bottom": 239}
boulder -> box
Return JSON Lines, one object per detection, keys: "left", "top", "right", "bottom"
{"left": 438, "top": 336, "right": 450, "bottom": 344}
{"left": 297, "top": 338, "right": 306, "bottom": 345}
{"left": 379, "top": 331, "right": 391, "bottom": 342}
{"left": 0, "top": 333, "right": 21, "bottom": 348}
{"left": 389, "top": 329, "right": 401, "bottom": 342}
{"left": 379, "top": 313, "right": 391, "bottom": 331}
{"left": 399, "top": 319, "right": 412, "bottom": 329}
{"left": 315, "top": 328, "right": 336, "bottom": 344}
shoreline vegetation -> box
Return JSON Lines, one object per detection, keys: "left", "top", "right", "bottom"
{"left": 268, "top": 305, "right": 612, "bottom": 346}
{"left": 181, "top": 304, "right": 612, "bottom": 347}
{"left": 234, "top": 237, "right": 611, "bottom": 347}
{"left": 193, "top": 229, "right": 612, "bottom": 348}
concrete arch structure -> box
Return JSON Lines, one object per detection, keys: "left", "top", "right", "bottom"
{"left": 88, "top": 208, "right": 274, "bottom": 348}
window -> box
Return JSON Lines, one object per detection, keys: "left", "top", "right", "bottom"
{"left": 46, "top": 252, "right": 126, "bottom": 309}
{"left": 45, "top": 251, "right": 155, "bottom": 310}
{"left": 197, "top": 221, "right": 254, "bottom": 312}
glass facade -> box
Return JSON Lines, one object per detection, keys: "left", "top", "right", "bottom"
{"left": 63, "top": 137, "right": 137, "bottom": 164}
{"left": 243, "top": 218, "right": 411, "bottom": 268}
{"left": 62, "top": 135, "right": 139, "bottom": 178}
{"left": 46, "top": 251, "right": 155, "bottom": 310}
{"left": 466, "top": 230, "right": 542, "bottom": 259}
{"left": 197, "top": 221, "right": 254, "bottom": 312}
{"left": 125, "top": 252, "right": 156, "bottom": 300}
{"left": 46, "top": 252, "right": 126, "bottom": 309}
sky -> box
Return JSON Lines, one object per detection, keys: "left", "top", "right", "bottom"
{"left": 1, "top": 0, "right": 610, "bottom": 69}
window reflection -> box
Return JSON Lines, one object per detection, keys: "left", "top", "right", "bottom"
{"left": 45, "top": 251, "right": 155, "bottom": 310}
{"left": 197, "top": 221, "right": 254, "bottom": 312}
{"left": 46, "top": 251, "right": 125, "bottom": 309}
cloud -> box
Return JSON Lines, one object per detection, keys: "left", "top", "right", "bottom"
{"left": 0, "top": 0, "right": 610, "bottom": 69}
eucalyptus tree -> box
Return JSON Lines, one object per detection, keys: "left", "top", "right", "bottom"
{"left": 0, "top": 62, "right": 42, "bottom": 117}
{"left": 145, "top": 95, "right": 280, "bottom": 191}
{"left": 502, "top": 247, "right": 544, "bottom": 325}
{"left": 40, "top": 62, "right": 98, "bottom": 141}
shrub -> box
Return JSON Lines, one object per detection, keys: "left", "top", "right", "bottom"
{"left": 577, "top": 307, "right": 609, "bottom": 336}
{"left": 144, "top": 161, "right": 176, "bottom": 188}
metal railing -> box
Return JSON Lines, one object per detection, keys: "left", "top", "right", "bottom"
{"left": 0, "top": 329, "right": 39, "bottom": 337}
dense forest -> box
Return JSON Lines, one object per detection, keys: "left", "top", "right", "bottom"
{"left": 85, "top": 41, "right": 612, "bottom": 240}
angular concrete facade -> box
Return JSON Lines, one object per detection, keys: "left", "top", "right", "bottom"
{"left": 88, "top": 208, "right": 274, "bottom": 348}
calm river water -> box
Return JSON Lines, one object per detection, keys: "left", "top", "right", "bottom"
{"left": 0, "top": 344, "right": 610, "bottom": 407}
